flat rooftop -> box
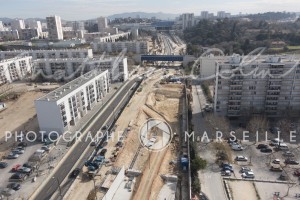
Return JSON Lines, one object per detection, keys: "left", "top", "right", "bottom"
{"left": 37, "top": 69, "right": 108, "bottom": 102}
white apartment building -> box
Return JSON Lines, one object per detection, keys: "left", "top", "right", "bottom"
{"left": 35, "top": 69, "right": 110, "bottom": 134}
{"left": 34, "top": 57, "right": 128, "bottom": 82}
{"left": 97, "top": 17, "right": 108, "bottom": 32}
{"left": 214, "top": 54, "right": 300, "bottom": 117}
{"left": 0, "top": 21, "right": 4, "bottom": 31}
{"left": 217, "top": 11, "right": 231, "bottom": 18}
{"left": 11, "top": 19, "right": 25, "bottom": 30}
{"left": 181, "top": 13, "right": 195, "bottom": 30}
{"left": 46, "top": 15, "right": 64, "bottom": 40}
{"left": 0, "top": 30, "right": 19, "bottom": 40}
{"left": 28, "top": 20, "right": 42, "bottom": 34}
{"left": 92, "top": 41, "right": 149, "bottom": 54}
{"left": 66, "top": 21, "right": 85, "bottom": 31}
{"left": 0, "top": 49, "right": 93, "bottom": 60}
{"left": 0, "top": 56, "right": 32, "bottom": 84}
{"left": 19, "top": 28, "right": 41, "bottom": 40}
{"left": 84, "top": 32, "right": 130, "bottom": 42}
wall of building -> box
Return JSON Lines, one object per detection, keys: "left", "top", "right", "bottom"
{"left": 35, "top": 70, "right": 109, "bottom": 134}
{"left": 0, "top": 56, "right": 32, "bottom": 84}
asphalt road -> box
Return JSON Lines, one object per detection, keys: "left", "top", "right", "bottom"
{"left": 34, "top": 78, "right": 140, "bottom": 200}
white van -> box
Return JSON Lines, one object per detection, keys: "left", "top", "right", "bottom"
{"left": 270, "top": 138, "right": 283, "bottom": 146}
{"left": 276, "top": 143, "right": 289, "bottom": 150}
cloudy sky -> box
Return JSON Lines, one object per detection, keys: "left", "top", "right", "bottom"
{"left": 0, "top": 0, "right": 299, "bottom": 20}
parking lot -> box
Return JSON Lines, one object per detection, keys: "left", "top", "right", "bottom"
{"left": 198, "top": 138, "right": 300, "bottom": 199}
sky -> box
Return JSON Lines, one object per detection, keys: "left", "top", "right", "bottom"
{"left": 0, "top": 0, "right": 299, "bottom": 20}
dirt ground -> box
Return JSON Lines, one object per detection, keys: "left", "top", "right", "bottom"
{"left": 131, "top": 83, "right": 182, "bottom": 200}
{"left": 0, "top": 82, "right": 60, "bottom": 156}
{"left": 228, "top": 180, "right": 258, "bottom": 200}
{"left": 64, "top": 70, "right": 183, "bottom": 200}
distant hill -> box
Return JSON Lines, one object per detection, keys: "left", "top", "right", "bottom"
{"left": 107, "top": 12, "right": 179, "bottom": 20}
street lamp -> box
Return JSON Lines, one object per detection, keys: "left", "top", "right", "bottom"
{"left": 52, "top": 176, "right": 62, "bottom": 197}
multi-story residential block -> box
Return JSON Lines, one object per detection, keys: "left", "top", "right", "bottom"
{"left": 214, "top": 54, "right": 300, "bottom": 117}
{"left": 0, "top": 49, "right": 93, "bottom": 60}
{"left": 19, "top": 28, "right": 41, "bottom": 40}
{"left": 0, "top": 21, "right": 4, "bottom": 31}
{"left": 46, "top": 15, "right": 64, "bottom": 40}
{"left": 35, "top": 69, "right": 110, "bottom": 134}
{"left": 11, "top": 19, "right": 25, "bottom": 30}
{"left": 0, "top": 30, "right": 19, "bottom": 40}
{"left": 66, "top": 21, "right": 85, "bottom": 31}
{"left": 28, "top": 20, "right": 42, "bottom": 34}
{"left": 84, "top": 32, "right": 130, "bottom": 42}
{"left": 92, "top": 41, "right": 149, "bottom": 54}
{"left": 217, "top": 11, "right": 231, "bottom": 18}
{"left": 181, "top": 13, "right": 195, "bottom": 30}
{"left": 0, "top": 56, "right": 32, "bottom": 84}
{"left": 97, "top": 17, "right": 108, "bottom": 32}
{"left": 33, "top": 57, "right": 128, "bottom": 82}
{"left": 63, "top": 30, "right": 86, "bottom": 39}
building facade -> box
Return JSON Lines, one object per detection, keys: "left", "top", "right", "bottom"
{"left": 11, "top": 19, "right": 25, "bottom": 30}
{"left": 0, "top": 49, "right": 93, "bottom": 60}
{"left": 35, "top": 69, "right": 110, "bottom": 134}
{"left": 0, "top": 56, "right": 32, "bottom": 84}
{"left": 97, "top": 17, "right": 108, "bottom": 32}
{"left": 181, "top": 13, "right": 195, "bottom": 30}
{"left": 34, "top": 57, "right": 128, "bottom": 82}
{"left": 92, "top": 41, "right": 149, "bottom": 54}
{"left": 19, "top": 28, "right": 40, "bottom": 40}
{"left": 0, "top": 21, "right": 4, "bottom": 31}
{"left": 214, "top": 54, "right": 300, "bottom": 117}
{"left": 0, "top": 30, "right": 19, "bottom": 40}
{"left": 46, "top": 15, "right": 64, "bottom": 40}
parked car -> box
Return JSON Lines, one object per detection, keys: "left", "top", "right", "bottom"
{"left": 41, "top": 146, "right": 50, "bottom": 152}
{"left": 17, "top": 142, "right": 27, "bottom": 147}
{"left": 90, "top": 141, "right": 96, "bottom": 146}
{"left": 257, "top": 144, "right": 268, "bottom": 149}
{"left": 240, "top": 167, "right": 252, "bottom": 173}
{"left": 0, "top": 162, "right": 8, "bottom": 169}
{"left": 260, "top": 148, "right": 272, "bottom": 153}
{"left": 284, "top": 159, "right": 299, "bottom": 165}
{"left": 101, "top": 125, "right": 108, "bottom": 131}
{"left": 221, "top": 170, "right": 231, "bottom": 176}
{"left": 6, "top": 153, "right": 19, "bottom": 159}
{"left": 232, "top": 145, "right": 243, "bottom": 151}
{"left": 235, "top": 156, "right": 248, "bottom": 161}
{"left": 17, "top": 167, "right": 32, "bottom": 174}
{"left": 221, "top": 163, "right": 232, "bottom": 169}
{"left": 270, "top": 138, "right": 283, "bottom": 146}
{"left": 99, "top": 148, "right": 107, "bottom": 156}
{"left": 11, "top": 164, "right": 22, "bottom": 172}
{"left": 7, "top": 183, "right": 21, "bottom": 191}
{"left": 11, "top": 149, "right": 25, "bottom": 154}
{"left": 272, "top": 159, "right": 281, "bottom": 164}
{"left": 1, "top": 188, "right": 15, "bottom": 197}
{"left": 242, "top": 171, "right": 255, "bottom": 178}
{"left": 9, "top": 173, "right": 27, "bottom": 181}
{"left": 70, "top": 168, "right": 80, "bottom": 178}
{"left": 222, "top": 166, "right": 234, "bottom": 172}
{"left": 23, "top": 163, "right": 35, "bottom": 170}
{"left": 294, "top": 169, "right": 300, "bottom": 177}
{"left": 283, "top": 151, "right": 295, "bottom": 157}
{"left": 270, "top": 166, "right": 283, "bottom": 172}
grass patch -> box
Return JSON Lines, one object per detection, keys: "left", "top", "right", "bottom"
{"left": 201, "top": 82, "right": 213, "bottom": 103}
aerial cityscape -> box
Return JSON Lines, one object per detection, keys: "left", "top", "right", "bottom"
{"left": 0, "top": 1, "right": 300, "bottom": 200}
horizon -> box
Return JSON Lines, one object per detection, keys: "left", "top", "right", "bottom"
{"left": 0, "top": 0, "right": 300, "bottom": 20}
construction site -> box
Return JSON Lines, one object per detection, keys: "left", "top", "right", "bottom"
{"left": 64, "top": 68, "right": 186, "bottom": 200}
